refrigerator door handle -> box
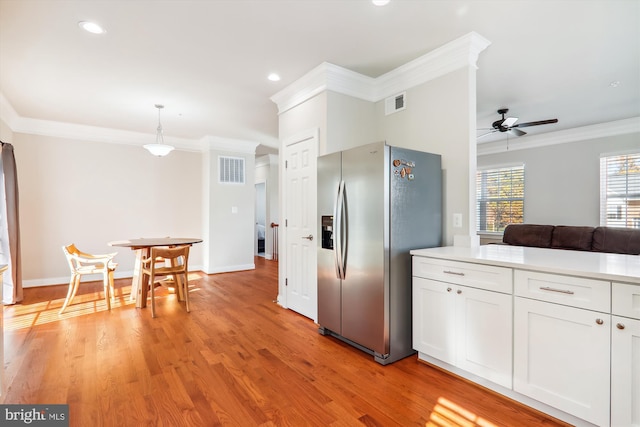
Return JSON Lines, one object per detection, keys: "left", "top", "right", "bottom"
{"left": 334, "top": 180, "right": 346, "bottom": 280}
{"left": 340, "top": 181, "right": 347, "bottom": 278}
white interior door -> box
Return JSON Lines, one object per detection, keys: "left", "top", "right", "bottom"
{"left": 282, "top": 130, "right": 317, "bottom": 320}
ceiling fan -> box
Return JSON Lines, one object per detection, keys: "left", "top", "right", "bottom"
{"left": 477, "top": 108, "right": 558, "bottom": 139}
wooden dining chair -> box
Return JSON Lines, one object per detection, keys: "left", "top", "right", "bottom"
{"left": 141, "top": 245, "right": 191, "bottom": 318}
{"left": 61, "top": 244, "right": 118, "bottom": 314}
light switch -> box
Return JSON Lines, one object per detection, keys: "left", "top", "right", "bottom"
{"left": 231, "top": 206, "right": 238, "bottom": 214}
{"left": 453, "top": 213, "right": 462, "bottom": 228}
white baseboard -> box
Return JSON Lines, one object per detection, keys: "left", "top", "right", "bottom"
{"left": 21, "top": 264, "right": 207, "bottom": 288}
{"left": 203, "top": 263, "right": 255, "bottom": 274}
{"left": 22, "top": 270, "right": 135, "bottom": 288}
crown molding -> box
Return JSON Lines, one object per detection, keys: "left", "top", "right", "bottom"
{"left": 202, "top": 135, "right": 259, "bottom": 154}
{"left": 270, "top": 31, "right": 491, "bottom": 114}
{"left": 373, "top": 31, "right": 491, "bottom": 101}
{"left": 256, "top": 154, "right": 279, "bottom": 167}
{"left": 270, "top": 62, "right": 336, "bottom": 115}
{"left": 477, "top": 117, "right": 640, "bottom": 156}
{"left": 0, "top": 92, "right": 202, "bottom": 151}
{"left": 0, "top": 92, "right": 269, "bottom": 155}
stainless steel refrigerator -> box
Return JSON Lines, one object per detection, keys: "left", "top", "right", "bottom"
{"left": 317, "top": 141, "right": 442, "bottom": 365}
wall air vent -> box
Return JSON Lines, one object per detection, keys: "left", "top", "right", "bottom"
{"left": 219, "top": 156, "right": 245, "bottom": 184}
{"left": 385, "top": 92, "right": 406, "bottom": 115}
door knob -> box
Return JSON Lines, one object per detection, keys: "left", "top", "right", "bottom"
{"left": 302, "top": 234, "right": 314, "bottom": 241}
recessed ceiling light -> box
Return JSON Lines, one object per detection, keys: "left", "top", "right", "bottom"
{"left": 78, "top": 21, "right": 106, "bottom": 34}
{"left": 268, "top": 73, "right": 281, "bottom": 82}
{"left": 372, "top": 0, "right": 390, "bottom": 5}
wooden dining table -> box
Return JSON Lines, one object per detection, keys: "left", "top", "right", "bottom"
{"left": 108, "top": 237, "right": 203, "bottom": 308}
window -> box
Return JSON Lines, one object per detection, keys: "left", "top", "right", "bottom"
{"left": 600, "top": 152, "right": 640, "bottom": 228}
{"left": 476, "top": 165, "right": 524, "bottom": 232}
{"left": 219, "top": 156, "right": 245, "bottom": 184}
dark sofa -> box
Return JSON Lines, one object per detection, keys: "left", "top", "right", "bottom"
{"left": 502, "top": 224, "right": 640, "bottom": 255}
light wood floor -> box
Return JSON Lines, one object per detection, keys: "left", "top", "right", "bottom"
{"left": 2, "top": 257, "right": 571, "bottom": 426}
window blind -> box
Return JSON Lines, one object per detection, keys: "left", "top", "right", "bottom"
{"left": 600, "top": 153, "right": 640, "bottom": 228}
{"left": 476, "top": 165, "right": 524, "bottom": 232}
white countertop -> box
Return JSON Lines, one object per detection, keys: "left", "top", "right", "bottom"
{"left": 411, "top": 245, "right": 640, "bottom": 284}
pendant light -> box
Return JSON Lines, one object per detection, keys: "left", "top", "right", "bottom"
{"left": 143, "top": 104, "right": 174, "bottom": 156}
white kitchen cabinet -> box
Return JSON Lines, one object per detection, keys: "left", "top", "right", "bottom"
{"left": 413, "top": 277, "right": 456, "bottom": 364}
{"left": 413, "top": 274, "right": 512, "bottom": 389}
{"left": 513, "top": 296, "right": 611, "bottom": 427}
{"left": 455, "top": 283, "right": 512, "bottom": 388}
{"left": 611, "top": 282, "right": 640, "bottom": 427}
{"left": 411, "top": 246, "right": 640, "bottom": 427}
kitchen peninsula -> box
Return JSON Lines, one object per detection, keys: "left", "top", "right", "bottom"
{"left": 411, "top": 244, "right": 640, "bottom": 427}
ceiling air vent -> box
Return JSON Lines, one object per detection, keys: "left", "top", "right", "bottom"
{"left": 219, "top": 156, "right": 245, "bottom": 184}
{"left": 385, "top": 92, "right": 406, "bottom": 115}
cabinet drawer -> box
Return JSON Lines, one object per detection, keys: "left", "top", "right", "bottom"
{"left": 612, "top": 282, "right": 640, "bottom": 320}
{"left": 413, "top": 257, "right": 512, "bottom": 294}
{"left": 514, "top": 270, "right": 610, "bottom": 312}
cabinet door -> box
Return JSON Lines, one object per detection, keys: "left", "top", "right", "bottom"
{"left": 611, "top": 315, "right": 640, "bottom": 427}
{"left": 514, "top": 297, "right": 610, "bottom": 427}
{"left": 456, "top": 286, "right": 512, "bottom": 389}
{"left": 412, "top": 277, "right": 456, "bottom": 364}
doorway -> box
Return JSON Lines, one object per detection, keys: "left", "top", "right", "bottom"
{"left": 255, "top": 182, "right": 266, "bottom": 257}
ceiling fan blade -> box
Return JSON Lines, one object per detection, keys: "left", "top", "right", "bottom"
{"left": 502, "top": 117, "right": 518, "bottom": 127}
{"left": 512, "top": 118, "right": 558, "bottom": 128}
{"left": 510, "top": 128, "right": 527, "bottom": 137}
{"left": 476, "top": 130, "right": 497, "bottom": 140}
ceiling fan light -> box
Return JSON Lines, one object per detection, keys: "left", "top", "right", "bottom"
{"left": 502, "top": 117, "right": 518, "bottom": 127}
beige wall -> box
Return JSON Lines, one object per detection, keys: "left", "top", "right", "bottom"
{"left": 278, "top": 92, "right": 327, "bottom": 150}
{"left": 203, "top": 149, "right": 256, "bottom": 273}
{"left": 325, "top": 91, "right": 376, "bottom": 155}
{"left": 478, "top": 132, "right": 640, "bottom": 227}
{"left": 15, "top": 132, "right": 203, "bottom": 285}
{"left": 377, "top": 68, "right": 476, "bottom": 246}
{"left": 0, "top": 118, "right": 13, "bottom": 143}
{"left": 278, "top": 67, "right": 476, "bottom": 248}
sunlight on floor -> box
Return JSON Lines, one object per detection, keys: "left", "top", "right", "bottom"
{"left": 3, "top": 273, "right": 203, "bottom": 331}
{"left": 3, "top": 295, "right": 136, "bottom": 331}
{"left": 427, "top": 397, "right": 498, "bottom": 427}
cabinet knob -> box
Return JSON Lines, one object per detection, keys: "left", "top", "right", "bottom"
{"left": 616, "top": 323, "right": 625, "bottom": 330}
{"left": 595, "top": 318, "right": 604, "bottom": 325}
{"left": 456, "top": 289, "right": 462, "bottom": 295}
{"left": 446, "top": 287, "right": 452, "bottom": 292}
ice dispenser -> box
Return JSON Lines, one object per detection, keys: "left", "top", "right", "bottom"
{"left": 321, "top": 215, "right": 333, "bottom": 249}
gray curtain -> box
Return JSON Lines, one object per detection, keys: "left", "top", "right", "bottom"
{"left": 0, "top": 142, "right": 22, "bottom": 304}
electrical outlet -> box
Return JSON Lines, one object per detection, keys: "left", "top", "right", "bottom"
{"left": 453, "top": 213, "right": 462, "bottom": 228}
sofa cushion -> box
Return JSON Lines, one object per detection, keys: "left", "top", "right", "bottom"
{"left": 592, "top": 227, "right": 640, "bottom": 255}
{"left": 551, "top": 226, "right": 595, "bottom": 251}
{"left": 503, "top": 224, "right": 554, "bottom": 248}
